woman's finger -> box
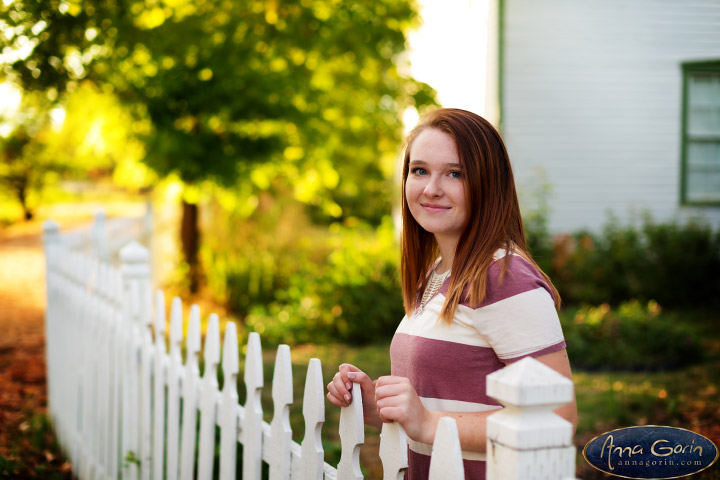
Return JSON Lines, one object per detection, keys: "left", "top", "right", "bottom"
{"left": 327, "top": 380, "right": 347, "bottom": 406}
{"left": 329, "top": 372, "right": 352, "bottom": 406}
{"left": 375, "top": 377, "right": 412, "bottom": 400}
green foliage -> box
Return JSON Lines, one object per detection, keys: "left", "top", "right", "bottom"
{"left": 243, "top": 219, "right": 402, "bottom": 345}
{"left": 202, "top": 205, "right": 403, "bottom": 345}
{"left": 0, "top": 90, "right": 56, "bottom": 220}
{"left": 0, "top": 84, "right": 152, "bottom": 221}
{"left": 561, "top": 301, "right": 702, "bottom": 371}
{"left": 519, "top": 168, "right": 555, "bottom": 275}
{"left": 549, "top": 216, "right": 720, "bottom": 307}
{"left": 123, "top": 450, "right": 141, "bottom": 468}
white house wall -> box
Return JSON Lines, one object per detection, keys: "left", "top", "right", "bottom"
{"left": 502, "top": 0, "right": 720, "bottom": 233}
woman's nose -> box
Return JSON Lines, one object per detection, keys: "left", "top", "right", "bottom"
{"left": 423, "top": 175, "right": 442, "bottom": 197}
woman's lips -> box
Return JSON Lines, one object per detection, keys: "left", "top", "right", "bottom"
{"left": 421, "top": 203, "right": 451, "bottom": 213}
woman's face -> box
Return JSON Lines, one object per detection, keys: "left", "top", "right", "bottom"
{"left": 405, "top": 128, "right": 467, "bottom": 246}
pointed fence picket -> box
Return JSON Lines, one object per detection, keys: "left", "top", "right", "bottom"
{"left": 43, "top": 220, "right": 577, "bottom": 480}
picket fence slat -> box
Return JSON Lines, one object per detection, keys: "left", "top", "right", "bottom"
{"left": 428, "top": 418, "right": 464, "bottom": 480}
{"left": 179, "top": 305, "right": 201, "bottom": 480}
{"left": 139, "top": 257, "right": 154, "bottom": 480}
{"left": 336, "top": 383, "right": 364, "bottom": 480}
{"left": 109, "top": 268, "right": 122, "bottom": 480}
{"left": 299, "top": 358, "right": 325, "bottom": 480}
{"left": 219, "top": 322, "right": 240, "bottom": 480}
{"left": 165, "top": 297, "right": 183, "bottom": 480}
{"left": 197, "top": 314, "right": 221, "bottom": 480}
{"left": 97, "top": 263, "right": 110, "bottom": 479}
{"left": 268, "top": 345, "right": 294, "bottom": 480}
{"left": 153, "top": 291, "right": 168, "bottom": 480}
{"left": 379, "top": 422, "right": 408, "bottom": 480}
{"left": 43, "top": 217, "right": 577, "bottom": 480}
{"left": 242, "top": 332, "right": 264, "bottom": 480}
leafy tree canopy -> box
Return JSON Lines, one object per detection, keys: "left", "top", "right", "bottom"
{"left": 1, "top": 0, "right": 436, "bottom": 222}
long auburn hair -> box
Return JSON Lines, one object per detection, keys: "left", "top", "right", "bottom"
{"left": 400, "top": 108, "right": 560, "bottom": 323}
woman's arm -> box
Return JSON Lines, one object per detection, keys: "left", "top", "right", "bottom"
{"left": 534, "top": 348, "right": 578, "bottom": 433}
{"left": 374, "top": 349, "right": 577, "bottom": 452}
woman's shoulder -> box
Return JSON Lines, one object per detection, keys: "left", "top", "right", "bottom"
{"left": 490, "top": 248, "right": 545, "bottom": 281}
{"left": 466, "top": 249, "right": 553, "bottom": 309}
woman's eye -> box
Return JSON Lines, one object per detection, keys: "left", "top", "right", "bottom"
{"left": 411, "top": 167, "right": 427, "bottom": 175}
{"left": 449, "top": 171, "right": 462, "bottom": 179}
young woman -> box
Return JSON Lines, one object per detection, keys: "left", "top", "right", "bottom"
{"left": 326, "top": 108, "right": 576, "bottom": 479}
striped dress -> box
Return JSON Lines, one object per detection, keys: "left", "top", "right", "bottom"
{"left": 390, "top": 251, "right": 566, "bottom": 479}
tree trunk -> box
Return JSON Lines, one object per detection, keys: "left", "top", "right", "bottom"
{"left": 15, "top": 182, "right": 33, "bottom": 221}
{"left": 181, "top": 200, "right": 200, "bottom": 293}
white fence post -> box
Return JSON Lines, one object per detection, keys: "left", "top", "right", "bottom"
{"left": 379, "top": 422, "right": 408, "bottom": 480}
{"left": 337, "top": 382, "right": 364, "bottom": 480}
{"left": 179, "top": 305, "right": 202, "bottom": 480}
{"left": 120, "top": 241, "right": 152, "bottom": 480}
{"left": 92, "top": 210, "right": 110, "bottom": 262}
{"left": 42, "top": 220, "right": 61, "bottom": 424}
{"left": 219, "top": 322, "right": 240, "bottom": 480}
{"left": 268, "top": 345, "right": 294, "bottom": 480}
{"left": 153, "top": 291, "right": 168, "bottom": 480}
{"left": 428, "top": 417, "right": 464, "bottom": 480}
{"left": 108, "top": 265, "right": 123, "bottom": 479}
{"left": 197, "top": 314, "right": 221, "bottom": 480}
{"left": 165, "top": 297, "right": 184, "bottom": 480}
{"left": 242, "top": 332, "right": 264, "bottom": 480}
{"left": 485, "top": 357, "right": 576, "bottom": 480}
{"left": 298, "top": 359, "right": 325, "bottom": 480}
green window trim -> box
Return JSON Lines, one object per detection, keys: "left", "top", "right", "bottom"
{"left": 680, "top": 59, "right": 720, "bottom": 206}
{"left": 498, "top": 0, "right": 505, "bottom": 133}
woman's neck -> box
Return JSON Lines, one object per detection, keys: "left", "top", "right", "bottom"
{"left": 434, "top": 235, "right": 458, "bottom": 274}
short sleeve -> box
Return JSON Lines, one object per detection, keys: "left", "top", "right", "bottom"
{"left": 469, "top": 255, "right": 566, "bottom": 362}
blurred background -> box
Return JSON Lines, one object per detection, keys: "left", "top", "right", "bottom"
{"left": 1, "top": 0, "right": 719, "bottom": 478}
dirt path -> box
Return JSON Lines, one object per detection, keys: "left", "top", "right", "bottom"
{"left": 0, "top": 224, "right": 71, "bottom": 478}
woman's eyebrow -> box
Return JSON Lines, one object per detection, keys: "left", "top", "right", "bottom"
{"left": 408, "top": 160, "right": 463, "bottom": 168}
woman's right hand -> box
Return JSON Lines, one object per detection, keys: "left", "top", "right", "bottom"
{"left": 327, "top": 363, "right": 382, "bottom": 428}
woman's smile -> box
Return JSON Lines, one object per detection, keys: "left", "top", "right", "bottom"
{"left": 421, "top": 203, "right": 452, "bottom": 213}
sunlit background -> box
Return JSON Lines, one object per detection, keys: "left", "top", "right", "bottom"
{"left": 404, "top": 0, "right": 487, "bottom": 130}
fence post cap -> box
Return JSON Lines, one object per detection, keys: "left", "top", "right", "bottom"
{"left": 119, "top": 241, "right": 150, "bottom": 263}
{"left": 487, "top": 357, "right": 573, "bottom": 406}
{"left": 42, "top": 219, "right": 61, "bottom": 239}
{"left": 222, "top": 322, "right": 239, "bottom": 376}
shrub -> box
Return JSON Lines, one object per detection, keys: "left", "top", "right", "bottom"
{"left": 546, "top": 216, "right": 720, "bottom": 308}
{"left": 561, "top": 300, "right": 702, "bottom": 370}
{"left": 203, "top": 216, "right": 404, "bottom": 345}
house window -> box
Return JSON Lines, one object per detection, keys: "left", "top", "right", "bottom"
{"left": 681, "top": 60, "right": 720, "bottom": 205}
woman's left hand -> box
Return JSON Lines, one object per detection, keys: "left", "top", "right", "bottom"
{"left": 374, "top": 376, "right": 436, "bottom": 444}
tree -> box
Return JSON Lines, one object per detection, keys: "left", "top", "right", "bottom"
{"left": 0, "top": 91, "right": 57, "bottom": 220}
{"left": 1, "top": 127, "right": 36, "bottom": 220}
{"left": 0, "top": 84, "right": 150, "bottom": 221}
{"left": 1, "top": 0, "right": 436, "bottom": 290}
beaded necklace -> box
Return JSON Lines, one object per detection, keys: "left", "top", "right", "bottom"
{"left": 418, "top": 263, "right": 451, "bottom": 314}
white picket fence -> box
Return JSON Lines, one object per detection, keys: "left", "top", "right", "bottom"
{"left": 58, "top": 206, "right": 153, "bottom": 262}
{"left": 43, "top": 218, "right": 577, "bottom": 480}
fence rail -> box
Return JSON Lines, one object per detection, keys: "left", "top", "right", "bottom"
{"left": 43, "top": 216, "right": 577, "bottom": 480}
